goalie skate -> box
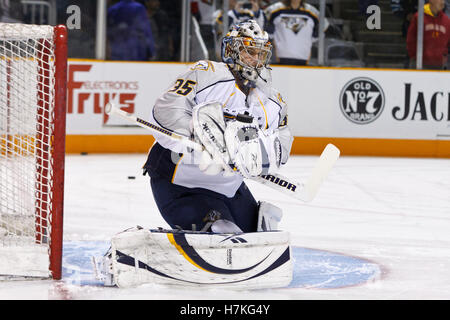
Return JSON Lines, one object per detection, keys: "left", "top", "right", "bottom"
{"left": 92, "top": 247, "right": 114, "bottom": 287}
{"left": 94, "top": 227, "right": 292, "bottom": 289}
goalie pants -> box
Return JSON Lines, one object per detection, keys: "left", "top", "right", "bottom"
{"left": 150, "top": 177, "right": 259, "bottom": 232}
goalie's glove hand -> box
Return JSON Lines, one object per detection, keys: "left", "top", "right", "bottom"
{"left": 224, "top": 119, "right": 266, "bottom": 179}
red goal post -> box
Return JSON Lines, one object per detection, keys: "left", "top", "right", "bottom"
{"left": 0, "top": 24, "right": 67, "bottom": 280}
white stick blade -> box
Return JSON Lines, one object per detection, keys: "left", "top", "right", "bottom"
{"left": 302, "top": 143, "right": 340, "bottom": 202}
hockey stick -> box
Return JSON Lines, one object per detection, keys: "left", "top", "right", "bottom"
{"left": 104, "top": 102, "right": 340, "bottom": 202}
{"left": 105, "top": 103, "right": 203, "bottom": 152}
{"left": 254, "top": 144, "right": 340, "bottom": 202}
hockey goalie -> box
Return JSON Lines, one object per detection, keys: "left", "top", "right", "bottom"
{"left": 95, "top": 20, "right": 295, "bottom": 289}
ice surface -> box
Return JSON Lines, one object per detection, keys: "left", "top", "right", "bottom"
{"left": 0, "top": 153, "right": 449, "bottom": 299}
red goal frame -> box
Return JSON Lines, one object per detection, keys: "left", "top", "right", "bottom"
{"left": 36, "top": 25, "right": 67, "bottom": 280}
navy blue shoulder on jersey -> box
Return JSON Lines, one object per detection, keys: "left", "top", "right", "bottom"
{"left": 143, "top": 142, "right": 182, "bottom": 180}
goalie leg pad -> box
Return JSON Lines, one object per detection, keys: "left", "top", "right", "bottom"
{"left": 210, "top": 219, "right": 243, "bottom": 233}
{"left": 97, "top": 227, "right": 292, "bottom": 289}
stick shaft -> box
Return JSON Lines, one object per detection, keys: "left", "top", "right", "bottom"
{"left": 105, "top": 103, "right": 339, "bottom": 202}
{"left": 106, "top": 103, "right": 203, "bottom": 152}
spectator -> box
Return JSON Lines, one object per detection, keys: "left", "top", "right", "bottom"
{"left": 0, "top": 0, "right": 23, "bottom": 23}
{"left": 391, "top": 0, "right": 418, "bottom": 37}
{"left": 146, "top": 0, "right": 171, "bottom": 61}
{"left": 391, "top": 0, "right": 418, "bottom": 68}
{"left": 159, "top": 0, "right": 182, "bottom": 60}
{"left": 230, "top": 0, "right": 265, "bottom": 29}
{"left": 107, "top": 0, "right": 155, "bottom": 61}
{"left": 406, "top": 0, "right": 450, "bottom": 69}
{"left": 391, "top": 0, "right": 402, "bottom": 14}
{"left": 265, "top": 0, "right": 329, "bottom": 66}
{"left": 259, "top": 0, "right": 272, "bottom": 9}
{"left": 191, "top": 0, "right": 217, "bottom": 61}
{"left": 215, "top": 0, "right": 266, "bottom": 36}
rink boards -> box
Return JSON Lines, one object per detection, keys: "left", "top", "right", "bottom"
{"left": 64, "top": 60, "right": 450, "bottom": 157}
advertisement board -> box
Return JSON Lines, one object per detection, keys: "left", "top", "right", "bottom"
{"left": 66, "top": 60, "right": 450, "bottom": 157}
{"left": 272, "top": 66, "right": 450, "bottom": 140}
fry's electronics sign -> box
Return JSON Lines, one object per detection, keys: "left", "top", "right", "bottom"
{"left": 66, "top": 60, "right": 187, "bottom": 134}
{"left": 68, "top": 63, "right": 138, "bottom": 127}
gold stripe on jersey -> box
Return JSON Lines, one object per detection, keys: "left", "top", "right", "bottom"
{"left": 171, "top": 154, "right": 184, "bottom": 183}
{"left": 256, "top": 94, "right": 269, "bottom": 129}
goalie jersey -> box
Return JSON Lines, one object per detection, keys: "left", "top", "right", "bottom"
{"left": 143, "top": 60, "right": 293, "bottom": 198}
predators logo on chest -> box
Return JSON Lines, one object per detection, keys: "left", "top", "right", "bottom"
{"left": 280, "top": 16, "right": 308, "bottom": 34}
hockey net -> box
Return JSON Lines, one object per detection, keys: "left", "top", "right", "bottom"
{"left": 0, "top": 23, "right": 67, "bottom": 279}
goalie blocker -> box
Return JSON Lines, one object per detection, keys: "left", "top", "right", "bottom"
{"left": 93, "top": 227, "right": 292, "bottom": 289}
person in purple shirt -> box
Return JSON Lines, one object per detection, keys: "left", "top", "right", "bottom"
{"left": 107, "top": 0, "right": 155, "bottom": 61}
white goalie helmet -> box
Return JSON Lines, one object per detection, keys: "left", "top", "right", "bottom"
{"left": 221, "top": 20, "right": 272, "bottom": 86}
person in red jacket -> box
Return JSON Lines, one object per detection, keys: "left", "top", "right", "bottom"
{"left": 406, "top": 0, "right": 450, "bottom": 69}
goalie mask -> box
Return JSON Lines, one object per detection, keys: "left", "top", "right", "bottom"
{"left": 221, "top": 20, "right": 272, "bottom": 87}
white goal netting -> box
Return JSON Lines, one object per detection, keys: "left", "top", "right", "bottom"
{"left": 0, "top": 23, "right": 58, "bottom": 278}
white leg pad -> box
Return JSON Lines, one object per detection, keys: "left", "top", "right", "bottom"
{"left": 94, "top": 227, "right": 292, "bottom": 289}
{"left": 211, "top": 219, "right": 243, "bottom": 233}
